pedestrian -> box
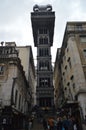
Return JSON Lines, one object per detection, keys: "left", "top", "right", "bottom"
{"left": 72, "top": 116, "right": 78, "bottom": 130}
{"left": 42, "top": 117, "right": 48, "bottom": 130}
{"left": 53, "top": 117, "right": 57, "bottom": 130}
{"left": 31, "top": 116, "right": 34, "bottom": 128}
{"left": 62, "top": 116, "right": 69, "bottom": 130}
{"left": 28, "top": 118, "right": 32, "bottom": 130}
{"left": 48, "top": 117, "right": 54, "bottom": 130}
{"left": 57, "top": 117, "right": 63, "bottom": 130}
{"left": 73, "top": 124, "right": 77, "bottom": 130}
{"left": 67, "top": 116, "right": 74, "bottom": 130}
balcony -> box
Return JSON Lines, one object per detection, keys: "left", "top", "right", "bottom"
{"left": 0, "top": 54, "right": 18, "bottom": 59}
{"left": 36, "top": 89, "right": 54, "bottom": 97}
{"left": 66, "top": 25, "right": 86, "bottom": 34}
{"left": 0, "top": 99, "right": 10, "bottom": 107}
{"left": 36, "top": 86, "right": 54, "bottom": 91}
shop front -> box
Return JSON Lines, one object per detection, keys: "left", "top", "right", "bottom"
{"left": 0, "top": 106, "right": 29, "bottom": 130}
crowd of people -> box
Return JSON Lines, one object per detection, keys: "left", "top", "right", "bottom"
{"left": 42, "top": 115, "right": 79, "bottom": 130}
{"left": 28, "top": 108, "right": 86, "bottom": 130}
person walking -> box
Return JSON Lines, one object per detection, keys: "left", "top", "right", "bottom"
{"left": 48, "top": 117, "right": 54, "bottom": 130}
{"left": 28, "top": 118, "right": 33, "bottom": 130}
{"left": 67, "top": 116, "right": 74, "bottom": 130}
{"left": 42, "top": 117, "right": 48, "bottom": 130}
{"left": 62, "top": 116, "right": 70, "bottom": 130}
{"left": 57, "top": 117, "right": 63, "bottom": 130}
{"left": 53, "top": 117, "right": 57, "bottom": 130}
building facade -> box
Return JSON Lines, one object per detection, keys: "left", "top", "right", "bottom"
{"left": 0, "top": 42, "right": 35, "bottom": 129}
{"left": 54, "top": 22, "right": 86, "bottom": 129}
{"left": 53, "top": 48, "right": 64, "bottom": 109}
{"left": 16, "top": 46, "right": 36, "bottom": 107}
{"left": 61, "top": 22, "right": 86, "bottom": 118}
{"left": 31, "top": 4, "right": 55, "bottom": 109}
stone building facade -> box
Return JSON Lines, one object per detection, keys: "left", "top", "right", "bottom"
{"left": 53, "top": 48, "right": 64, "bottom": 109}
{"left": 16, "top": 46, "right": 36, "bottom": 107}
{"left": 54, "top": 22, "right": 86, "bottom": 129}
{"left": 0, "top": 42, "right": 35, "bottom": 129}
{"left": 61, "top": 22, "right": 86, "bottom": 117}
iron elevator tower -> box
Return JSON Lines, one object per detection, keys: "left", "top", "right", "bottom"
{"left": 31, "top": 4, "right": 55, "bottom": 109}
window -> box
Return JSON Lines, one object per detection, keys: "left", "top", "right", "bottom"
{"left": 76, "top": 24, "right": 82, "bottom": 31}
{"left": 63, "top": 72, "right": 65, "bottom": 75}
{"left": 39, "top": 48, "right": 49, "bottom": 56}
{"left": 15, "top": 90, "right": 18, "bottom": 107}
{"left": 65, "top": 65, "right": 67, "bottom": 70}
{"left": 39, "top": 77, "right": 50, "bottom": 87}
{"left": 83, "top": 49, "right": 86, "bottom": 58}
{"left": 39, "top": 38, "right": 43, "bottom": 44}
{"left": 80, "top": 35, "right": 86, "bottom": 43}
{"left": 39, "top": 28, "right": 48, "bottom": 34}
{"left": 39, "top": 29, "right": 43, "bottom": 34}
{"left": 0, "top": 65, "right": 5, "bottom": 75}
{"left": 0, "top": 49, "right": 2, "bottom": 54}
{"left": 44, "top": 28, "right": 47, "bottom": 34}
{"left": 39, "top": 37, "right": 48, "bottom": 45}
{"left": 67, "top": 82, "right": 70, "bottom": 86}
{"left": 64, "top": 87, "right": 67, "bottom": 91}
{"left": 84, "top": 72, "right": 86, "bottom": 79}
{"left": 44, "top": 37, "right": 48, "bottom": 44}
{"left": 67, "top": 57, "right": 71, "bottom": 68}
{"left": 70, "top": 75, "right": 74, "bottom": 80}
{"left": 70, "top": 75, "right": 76, "bottom": 91}
{"left": 18, "top": 94, "right": 21, "bottom": 109}
{"left": 39, "top": 61, "right": 50, "bottom": 70}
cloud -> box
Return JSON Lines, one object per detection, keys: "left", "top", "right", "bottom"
{"left": 0, "top": 0, "right": 86, "bottom": 63}
{"left": 33, "top": 0, "right": 45, "bottom": 3}
{"left": 33, "top": 0, "right": 56, "bottom": 4}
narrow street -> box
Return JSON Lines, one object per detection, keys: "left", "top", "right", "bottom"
{"left": 31, "top": 118, "right": 86, "bottom": 130}
{"left": 30, "top": 112, "right": 86, "bottom": 130}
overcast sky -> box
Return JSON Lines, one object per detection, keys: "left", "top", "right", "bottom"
{"left": 0, "top": 0, "right": 86, "bottom": 65}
